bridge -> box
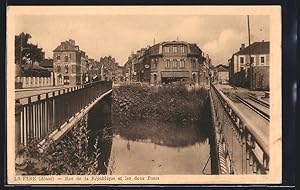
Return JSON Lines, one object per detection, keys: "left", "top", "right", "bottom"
{"left": 209, "top": 83, "right": 269, "bottom": 174}
{"left": 14, "top": 81, "right": 269, "bottom": 175}
{"left": 15, "top": 81, "right": 112, "bottom": 154}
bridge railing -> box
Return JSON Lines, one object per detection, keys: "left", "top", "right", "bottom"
{"left": 210, "top": 83, "right": 269, "bottom": 174}
{"left": 15, "top": 81, "right": 112, "bottom": 150}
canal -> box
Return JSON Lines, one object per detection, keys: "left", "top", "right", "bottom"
{"left": 18, "top": 85, "right": 213, "bottom": 175}
{"left": 88, "top": 85, "right": 213, "bottom": 175}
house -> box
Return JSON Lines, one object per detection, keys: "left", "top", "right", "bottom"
{"left": 215, "top": 64, "right": 229, "bottom": 84}
{"left": 53, "top": 39, "right": 88, "bottom": 85}
{"left": 39, "top": 58, "right": 54, "bottom": 72}
{"left": 134, "top": 41, "right": 206, "bottom": 85}
{"left": 229, "top": 41, "right": 270, "bottom": 90}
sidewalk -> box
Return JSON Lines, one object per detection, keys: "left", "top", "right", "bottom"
{"left": 15, "top": 85, "right": 76, "bottom": 100}
{"left": 15, "top": 85, "right": 73, "bottom": 92}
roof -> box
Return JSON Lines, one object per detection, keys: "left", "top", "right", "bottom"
{"left": 22, "top": 64, "right": 49, "bottom": 71}
{"left": 39, "top": 59, "right": 53, "bottom": 68}
{"left": 189, "top": 43, "right": 202, "bottom": 55}
{"left": 235, "top": 41, "right": 270, "bottom": 55}
{"left": 148, "top": 41, "right": 203, "bottom": 56}
{"left": 53, "top": 40, "right": 80, "bottom": 52}
{"left": 216, "top": 65, "right": 228, "bottom": 72}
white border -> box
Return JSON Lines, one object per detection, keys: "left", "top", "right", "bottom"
{"left": 7, "top": 6, "right": 281, "bottom": 184}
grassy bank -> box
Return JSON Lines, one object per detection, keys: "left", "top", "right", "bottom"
{"left": 112, "top": 85, "right": 209, "bottom": 123}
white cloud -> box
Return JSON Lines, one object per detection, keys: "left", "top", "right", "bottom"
{"left": 203, "top": 29, "right": 245, "bottom": 65}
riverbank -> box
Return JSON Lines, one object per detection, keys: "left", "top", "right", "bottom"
{"left": 112, "top": 85, "right": 209, "bottom": 123}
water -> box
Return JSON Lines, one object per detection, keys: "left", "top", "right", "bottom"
{"left": 89, "top": 114, "right": 211, "bottom": 175}
{"left": 109, "top": 134, "right": 211, "bottom": 175}
{"left": 87, "top": 92, "right": 212, "bottom": 175}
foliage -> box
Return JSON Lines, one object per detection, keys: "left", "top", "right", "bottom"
{"left": 15, "top": 32, "right": 45, "bottom": 65}
{"left": 99, "top": 55, "right": 119, "bottom": 72}
{"left": 20, "top": 116, "right": 103, "bottom": 175}
{"left": 112, "top": 85, "right": 208, "bottom": 123}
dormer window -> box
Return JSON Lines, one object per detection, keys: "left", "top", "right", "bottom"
{"left": 164, "top": 46, "right": 170, "bottom": 53}
{"left": 172, "top": 46, "right": 178, "bottom": 53}
{"left": 180, "top": 46, "right": 185, "bottom": 53}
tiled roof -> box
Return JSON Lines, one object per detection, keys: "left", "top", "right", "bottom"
{"left": 53, "top": 40, "right": 79, "bottom": 52}
{"left": 235, "top": 41, "right": 270, "bottom": 55}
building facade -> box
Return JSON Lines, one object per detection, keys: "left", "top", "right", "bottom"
{"left": 134, "top": 41, "right": 206, "bottom": 85}
{"left": 229, "top": 41, "right": 270, "bottom": 90}
{"left": 53, "top": 39, "right": 88, "bottom": 85}
{"left": 215, "top": 64, "right": 229, "bottom": 84}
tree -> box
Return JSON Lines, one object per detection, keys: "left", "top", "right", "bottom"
{"left": 99, "top": 56, "right": 119, "bottom": 72}
{"left": 15, "top": 32, "right": 45, "bottom": 76}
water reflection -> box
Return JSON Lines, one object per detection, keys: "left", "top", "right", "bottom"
{"left": 87, "top": 96, "right": 212, "bottom": 175}
{"left": 113, "top": 119, "right": 209, "bottom": 147}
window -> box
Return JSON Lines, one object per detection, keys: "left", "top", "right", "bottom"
{"left": 65, "top": 65, "right": 69, "bottom": 74}
{"left": 57, "top": 55, "right": 61, "bottom": 60}
{"left": 172, "top": 60, "right": 177, "bottom": 68}
{"left": 179, "top": 60, "right": 185, "bottom": 68}
{"left": 260, "top": 56, "right": 265, "bottom": 64}
{"left": 56, "top": 65, "right": 61, "bottom": 73}
{"left": 164, "top": 46, "right": 170, "bottom": 53}
{"left": 166, "top": 60, "right": 170, "bottom": 68}
{"left": 240, "top": 57, "right": 244, "bottom": 64}
{"left": 181, "top": 46, "right": 185, "bottom": 53}
{"left": 250, "top": 56, "right": 255, "bottom": 66}
{"left": 64, "top": 55, "right": 69, "bottom": 62}
{"left": 172, "top": 46, "right": 178, "bottom": 53}
{"left": 152, "top": 62, "right": 157, "bottom": 69}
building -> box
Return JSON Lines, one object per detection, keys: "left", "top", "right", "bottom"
{"left": 53, "top": 39, "right": 88, "bottom": 85}
{"left": 39, "top": 58, "right": 53, "bottom": 72}
{"left": 215, "top": 64, "right": 229, "bottom": 84}
{"left": 229, "top": 41, "right": 270, "bottom": 90}
{"left": 134, "top": 41, "right": 206, "bottom": 85}
{"left": 124, "top": 48, "right": 147, "bottom": 82}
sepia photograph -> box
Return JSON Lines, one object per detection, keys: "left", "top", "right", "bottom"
{"left": 6, "top": 6, "right": 282, "bottom": 184}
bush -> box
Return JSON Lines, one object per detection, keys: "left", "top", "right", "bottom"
{"left": 17, "top": 116, "right": 108, "bottom": 175}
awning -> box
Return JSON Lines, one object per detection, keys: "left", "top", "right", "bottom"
{"left": 161, "top": 71, "right": 190, "bottom": 78}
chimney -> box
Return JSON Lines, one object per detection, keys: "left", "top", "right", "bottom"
{"left": 262, "top": 40, "right": 264, "bottom": 42}
{"left": 69, "top": 39, "right": 75, "bottom": 46}
{"left": 240, "top": 43, "right": 245, "bottom": 50}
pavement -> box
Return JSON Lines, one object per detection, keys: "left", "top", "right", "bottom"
{"left": 15, "top": 85, "right": 75, "bottom": 100}
{"left": 214, "top": 83, "right": 269, "bottom": 147}
{"left": 215, "top": 84, "right": 269, "bottom": 103}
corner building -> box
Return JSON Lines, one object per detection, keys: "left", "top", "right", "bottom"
{"left": 53, "top": 39, "right": 88, "bottom": 85}
{"left": 140, "top": 41, "right": 205, "bottom": 84}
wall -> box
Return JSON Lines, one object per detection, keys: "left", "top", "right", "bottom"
{"left": 250, "top": 66, "right": 269, "bottom": 90}
{"left": 15, "top": 72, "right": 63, "bottom": 89}
{"left": 53, "top": 51, "right": 82, "bottom": 85}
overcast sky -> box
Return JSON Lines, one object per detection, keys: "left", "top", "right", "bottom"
{"left": 15, "top": 15, "right": 269, "bottom": 65}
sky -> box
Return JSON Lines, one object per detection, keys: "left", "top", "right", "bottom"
{"left": 15, "top": 15, "right": 269, "bottom": 66}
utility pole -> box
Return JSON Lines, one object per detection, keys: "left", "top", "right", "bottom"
{"left": 247, "top": 15, "right": 252, "bottom": 89}
{"left": 20, "top": 34, "right": 22, "bottom": 65}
